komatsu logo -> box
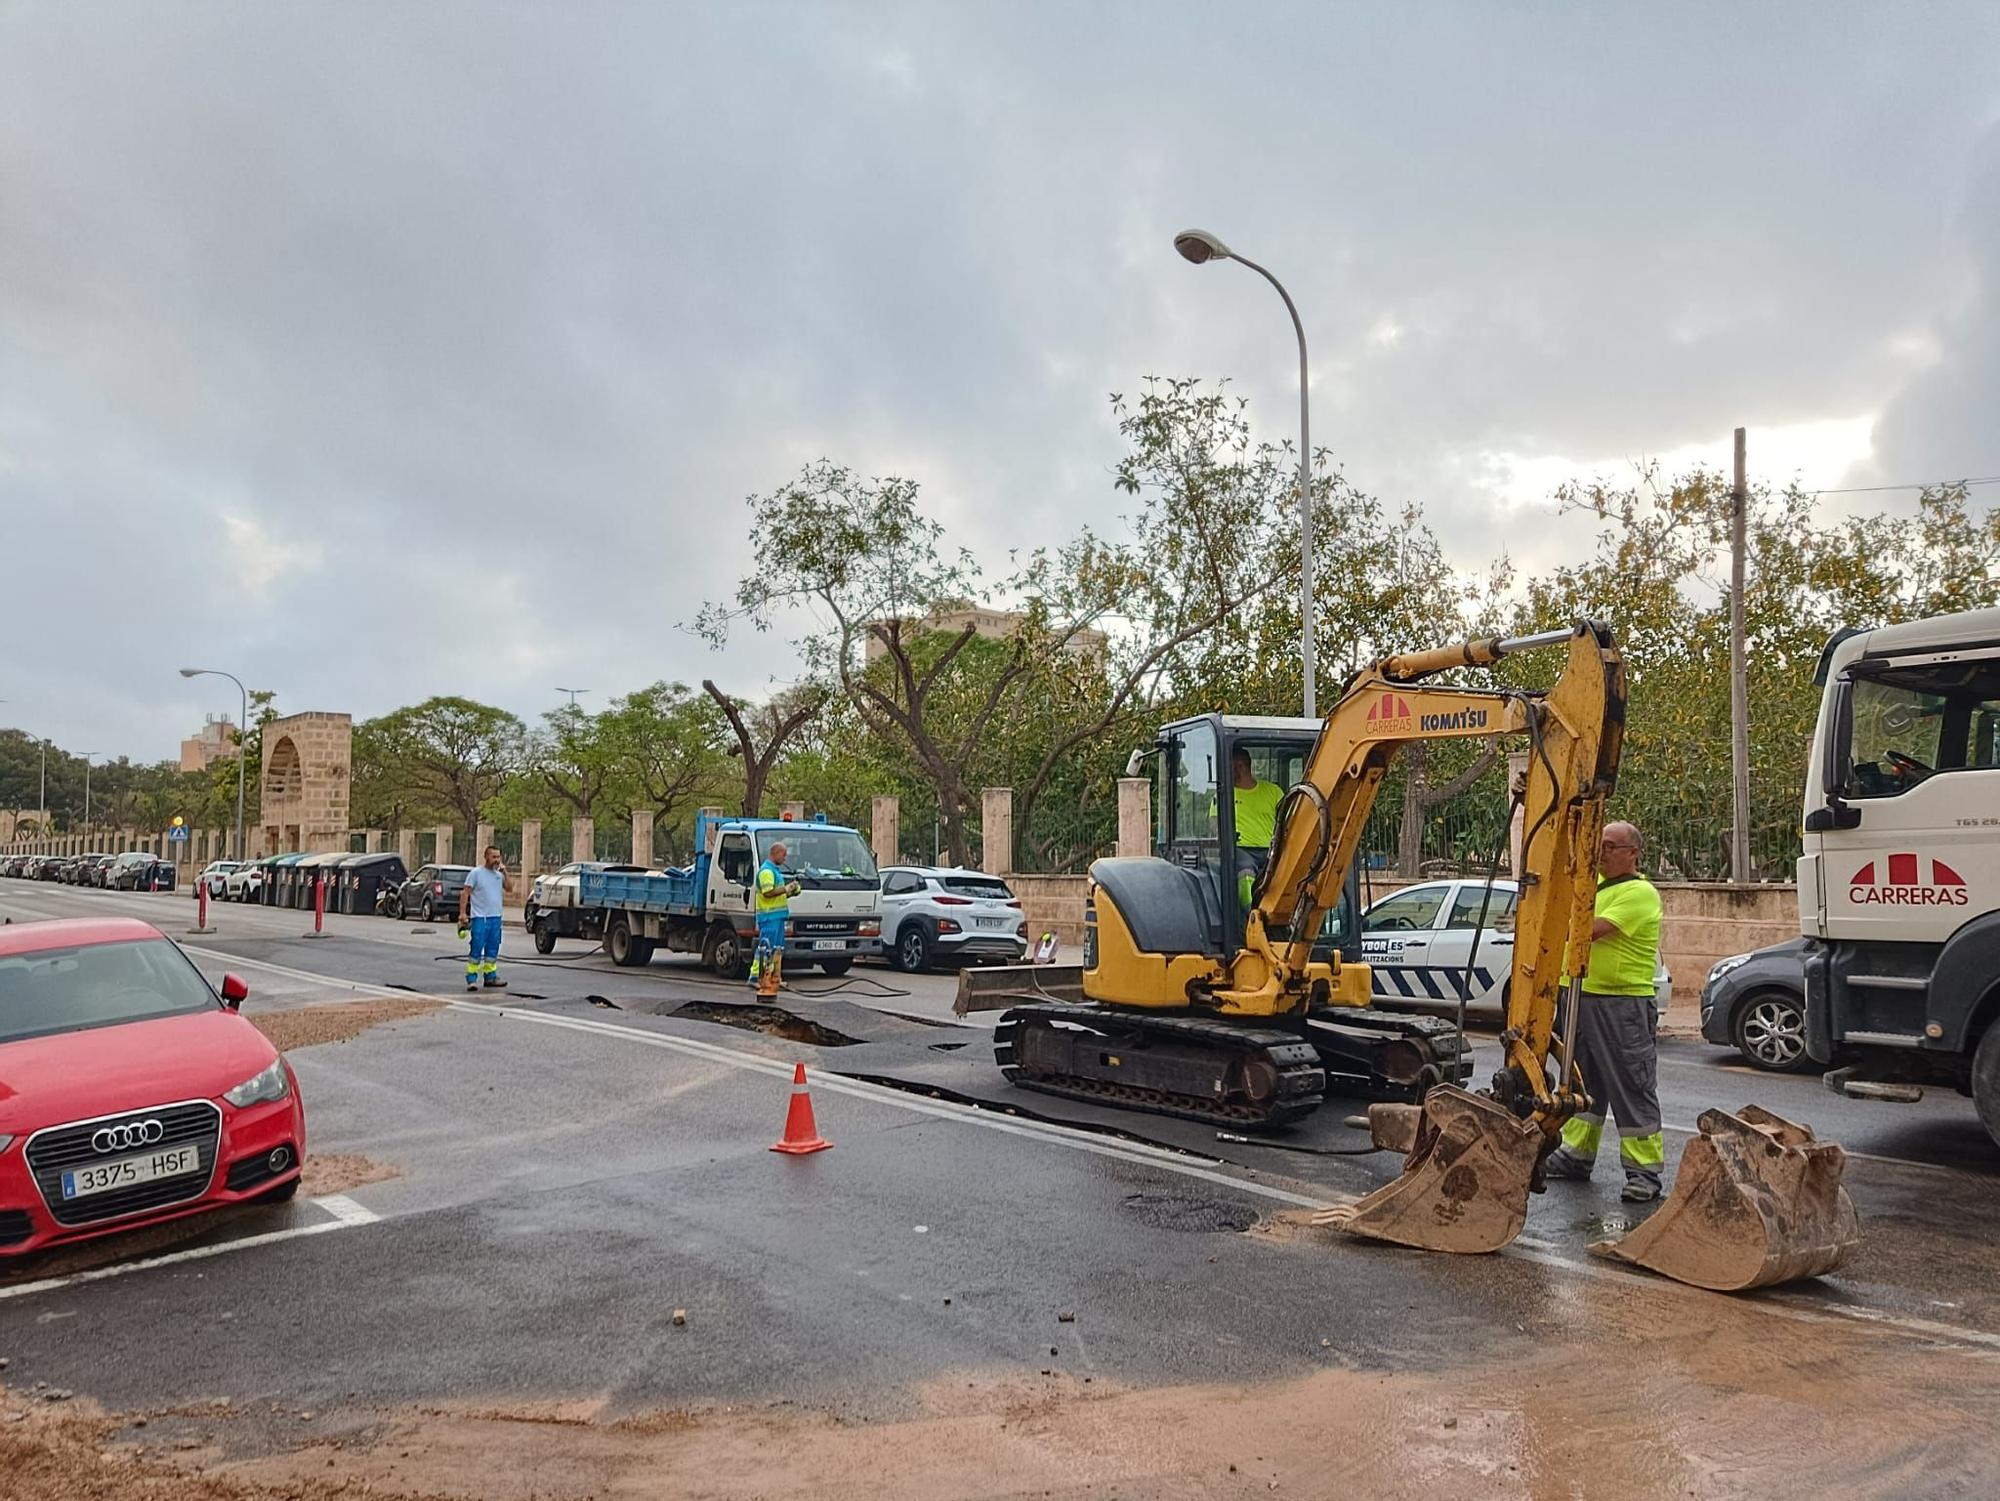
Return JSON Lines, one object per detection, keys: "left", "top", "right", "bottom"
{"left": 1420, "top": 708, "right": 1489, "bottom": 732}
{"left": 1848, "top": 853, "right": 1970, "bottom": 906}
{"left": 1365, "top": 692, "right": 1414, "bottom": 734}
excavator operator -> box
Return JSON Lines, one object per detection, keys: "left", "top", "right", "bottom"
{"left": 1230, "top": 745, "right": 1282, "bottom": 883}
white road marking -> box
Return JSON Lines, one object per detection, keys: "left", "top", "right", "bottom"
{"left": 35, "top": 925, "right": 2000, "bottom": 1357}
{"left": 0, "top": 1195, "right": 381, "bottom": 1302}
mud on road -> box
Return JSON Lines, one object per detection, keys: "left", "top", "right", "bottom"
{"left": 4, "top": 1251, "right": 1996, "bottom": 1501}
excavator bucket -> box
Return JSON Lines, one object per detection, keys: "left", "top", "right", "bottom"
{"left": 1590, "top": 1105, "right": 1859, "bottom": 1292}
{"left": 1314, "top": 1084, "right": 1543, "bottom": 1253}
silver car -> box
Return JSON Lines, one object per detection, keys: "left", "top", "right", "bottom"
{"left": 879, "top": 865, "right": 1027, "bottom": 972}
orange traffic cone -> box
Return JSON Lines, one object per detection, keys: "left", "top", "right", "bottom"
{"left": 770, "top": 1062, "right": 832, "bottom": 1155}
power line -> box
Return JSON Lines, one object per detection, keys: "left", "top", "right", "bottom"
{"left": 1809, "top": 476, "right": 2000, "bottom": 497}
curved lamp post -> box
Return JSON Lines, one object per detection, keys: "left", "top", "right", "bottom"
{"left": 1174, "top": 228, "right": 1318, "bottom": 717}
{"left": 180, "top": 668, "right": 248, "bottom": 860}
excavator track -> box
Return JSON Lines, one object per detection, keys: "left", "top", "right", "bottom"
{"left": 994, "top": 1004, "right": 1325, "bottom": 1130}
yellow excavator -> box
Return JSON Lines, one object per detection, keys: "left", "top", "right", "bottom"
{"left": 996, "top": 620, "right": 1858, "bottom": 1290}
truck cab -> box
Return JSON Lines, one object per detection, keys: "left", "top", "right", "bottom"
{"left": 700, "top": 814, "right": 883, "bottom": 977}
{"left": 1801, "top": 607, "right": 2000, "bottom": 1140}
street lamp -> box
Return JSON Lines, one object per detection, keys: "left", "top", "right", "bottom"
{"left": 554, "top": 687, "right": 590, "bottom": 708}
{"left": 79, "top": 752, "right": 100, "bottom": 837}
{"left": 1174, "top": 227, "right": 1319, "bottom": 717}
{"left": 180, "top": 668, "right": 248, "bottom": 860}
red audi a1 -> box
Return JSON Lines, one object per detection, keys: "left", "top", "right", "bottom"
{"left": 0, "top": 917, "right": 305, "bottom": 1258}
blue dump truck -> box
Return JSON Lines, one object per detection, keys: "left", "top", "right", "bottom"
{"left": 547, "top": 812, "right": 883, "bottom": 979}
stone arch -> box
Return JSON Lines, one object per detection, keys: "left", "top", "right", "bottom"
{"left": 265, "top": 736, "right": 302, "bottom": 798}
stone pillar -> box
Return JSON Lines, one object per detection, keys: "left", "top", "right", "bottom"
{"left": 433, "top": 823, "right": 454, "bottom": 866}
{"left": 781, "top": 800, "right": 806, "bottom": 823}
{"left": 632, "top": 809, "right": 654, "bottom": 869}
{"left": 872, "top": 794, "right": 900, "bottom": 866}
{"left": 364, "top": 829, "right": 383, "bottom": 854}
{"left": 475, "top": 821, "right": 495, "bottom": 860}
{"left": 520, "top": 820, "right": 542, "bottom": 878}
{"left": 397, "top": 828, "right": 418, "bottom": 869}
{"left": 1117, "top": 777, "right": 1152, "bottom": 858}
{"left": 981, "top": 787, "right": 1013, "bottom": 876}
{"left": 572, "top": 816, "right": 593, "bottom": 865}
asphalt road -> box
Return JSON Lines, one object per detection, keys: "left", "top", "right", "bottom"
{"left": 4, "top": 878, "right": 2000, "bottom": 1498}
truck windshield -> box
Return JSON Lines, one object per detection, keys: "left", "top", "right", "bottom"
{"left": 1844, "top": 658, "right": 2000, "bottom": 798}
{"left": 762, "top": 830, "right": 878, "bottom": 883}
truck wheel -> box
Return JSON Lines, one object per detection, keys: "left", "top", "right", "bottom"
{"left": 633, "top": 938, "right": 657, "bottom": 966}
{"left": 1974, "top": 1022, "right": 2000, "bottom": 1150}
{"left": 818, "top": 958, "right": 853, "bottom": 978}
{"left": 608, "top": 916, "right": 645, "bottom": 967}
{"left": 533, "top": 923, "right": 558, "bottom": 955}
{"left": 707, "top": 925, "right": 747, "bottom": 980}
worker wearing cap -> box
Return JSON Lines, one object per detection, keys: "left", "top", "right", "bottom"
{"left": 1544, "top": 821, "right": 1667, "bottom": 1202}
{"left": 750, "top": 840, "right": 801, "bottom": 997}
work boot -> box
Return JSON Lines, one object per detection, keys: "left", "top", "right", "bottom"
{"left": 483, "top": 975, "right": 507, "bottom": 990}
{"left": 1620, "top": 1173, "right": 1663, "bottom": 1204}
{"left": 1542, "top": 1148, "right": 1594, "bottom": 1182}
{"left": 465, "top": 978, "right": 479, "bottom": 993}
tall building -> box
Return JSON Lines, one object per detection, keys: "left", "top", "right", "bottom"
{"left": 180, "top": 715, "right": 240, "bottom": 773}
{"left": 863, "top": 604, "right": 1109, "bottom": 664}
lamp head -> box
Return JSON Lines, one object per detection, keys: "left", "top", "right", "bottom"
{"left": 178, "top": 668, "right": 199, "bottom": 678}
{"left": 1174, "top": 229, "right": 1232, "bottom": 265}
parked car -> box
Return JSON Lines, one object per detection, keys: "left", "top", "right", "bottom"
{"left": 105, "top": 852, "right": 176, "bottom": 892}
{"left": 1360, "top": 877, "right": 1672, "bottom": 1013}
{"left": 878, "top": 865, "right": 1027, "bottom": 972}
{"left": 393, "top": 864, "right": 475, "bottom": 924}
{"left": 0, "top": 855, "right": 24, "bottom": 877}
{"left": 224, "top": 859, "right": 268, "bottom": 903}
{"left": 1698, "top": 935, "right": 1813, "bottom": 1072}
{"left": 0, "top": 916, "right": 305, "bottom": 1258}
{"left": 78, "top": 853, "right": 118, "bottom": 887}
{"left": 191, "top": 860, "right": 241, "bottom": 900}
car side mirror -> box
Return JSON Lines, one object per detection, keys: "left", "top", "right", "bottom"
{"left": 220, "top": 973, "right": 250, "bottom": 1009}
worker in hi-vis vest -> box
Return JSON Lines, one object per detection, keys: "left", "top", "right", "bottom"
{"left": 750, "top": 840, "right": 801, "bottom": 997}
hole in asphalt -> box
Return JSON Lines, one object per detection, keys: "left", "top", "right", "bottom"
{"left": 667, "top": 1001, "right": 861, "bottom": 1048}
{"left": 1119, "top": 1192, "right": 1257, "bottom": 1233}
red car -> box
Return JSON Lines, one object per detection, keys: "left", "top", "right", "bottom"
{"left": 0, "top": 917, "right": 305, "bottom": 1258}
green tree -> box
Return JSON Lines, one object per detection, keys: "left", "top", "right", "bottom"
{"left": 352, "top": 697, "right": 525, "bottom": 832}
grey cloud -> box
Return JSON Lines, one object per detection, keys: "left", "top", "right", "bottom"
{"left": 2, "top": 1, "right": 1997, "bottom": 762}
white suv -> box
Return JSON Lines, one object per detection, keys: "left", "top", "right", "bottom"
{"left": 192, "top": 860, "right": 241, "bottom": 900}
{"left": 879, "top": 866, "right": 1027, "bottom": 972}
{"left": 223, "top": 862, "right": 265, "bottom": 902}
{"left": 1361, "top": 877, "right": 1671, "bottom": 1012}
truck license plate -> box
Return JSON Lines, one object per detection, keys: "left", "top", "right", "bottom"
{"left": 812, "top": 939, "right": 846, "bottom": 951}
{"left": 62, "top": 1145, "right": 200, "bottom": 1200}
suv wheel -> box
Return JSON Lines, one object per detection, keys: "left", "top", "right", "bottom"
{"left": 1732, "top": 990, "right": 1811, "bottom": 1072}
{"left": 420, "top": 896, "right": 436, "bottom": 924}
{"left": 897, "top": 923, "right": 933, "bottom": 974}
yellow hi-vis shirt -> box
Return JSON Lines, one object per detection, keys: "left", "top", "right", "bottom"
{"left": 1583, "top": 873, "right": 1661, "bottom": 996}
{"left": 1234, "top": 778, "right": 1282, "bottom": 849}
{"left": 755, "top": 859, "right": 790, "bottom": 915}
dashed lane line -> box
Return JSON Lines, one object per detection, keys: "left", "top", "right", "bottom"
{"left": 0, "top": 1196, "right": 381, "bottom": 1302}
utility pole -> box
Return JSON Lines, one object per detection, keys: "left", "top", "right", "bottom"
{"left": 1729, "top": 427, "right": 1751, "bottom": 884}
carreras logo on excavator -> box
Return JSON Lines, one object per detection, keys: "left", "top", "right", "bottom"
{"left": 1848, "top": 853, "right": 1970, "bottom": 906}
{"left": 1365, "top": 693, "right": 1415, "bottom": 734}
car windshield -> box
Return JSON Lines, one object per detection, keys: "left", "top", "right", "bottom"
{"left": 760, "top": 829, "right": 878, "bottom": 881}
{"left": 942, "top": 876, "right": 1013, "bottom": 900}
{"left": 0, "top": 937, "right": 218, "bottom": 1045}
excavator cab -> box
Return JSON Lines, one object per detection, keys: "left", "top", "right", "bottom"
{"left": 1150, "top": 714, "right": 1361, "bottom": 964}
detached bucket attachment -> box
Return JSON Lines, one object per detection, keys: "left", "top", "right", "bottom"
{"left": 1591, "top": 1105, "right": 1858, "bottom": 1291}
{"left": 1315, "top": 1084, "right": 1543, "bottom": 1254}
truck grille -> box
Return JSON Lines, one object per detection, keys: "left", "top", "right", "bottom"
{"left": 25, "top": 1101, "right": 221, "bottom": 1228}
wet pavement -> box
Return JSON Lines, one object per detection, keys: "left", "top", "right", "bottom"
{"left": 3, "top": 880, "right": 1999, "bottom": 1498}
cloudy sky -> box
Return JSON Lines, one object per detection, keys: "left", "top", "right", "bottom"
{"left": 4, "top": 1, "right": 1998, "bottom": 764}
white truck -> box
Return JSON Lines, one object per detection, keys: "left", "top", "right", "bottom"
{"left": 1801, "top": 606, "right": 2000, "bottom": 1144}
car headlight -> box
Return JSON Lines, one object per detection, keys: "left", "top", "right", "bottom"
{"left": 224, "top": 1059, "right": 291, "bottom": 1108}
{"left": 1707, "top": 953, "right": 1753, "bottom": 984}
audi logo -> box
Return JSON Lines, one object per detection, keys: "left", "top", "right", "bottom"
{"left": 92, "top": 1120, "right": 165, "bottom": 1153}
